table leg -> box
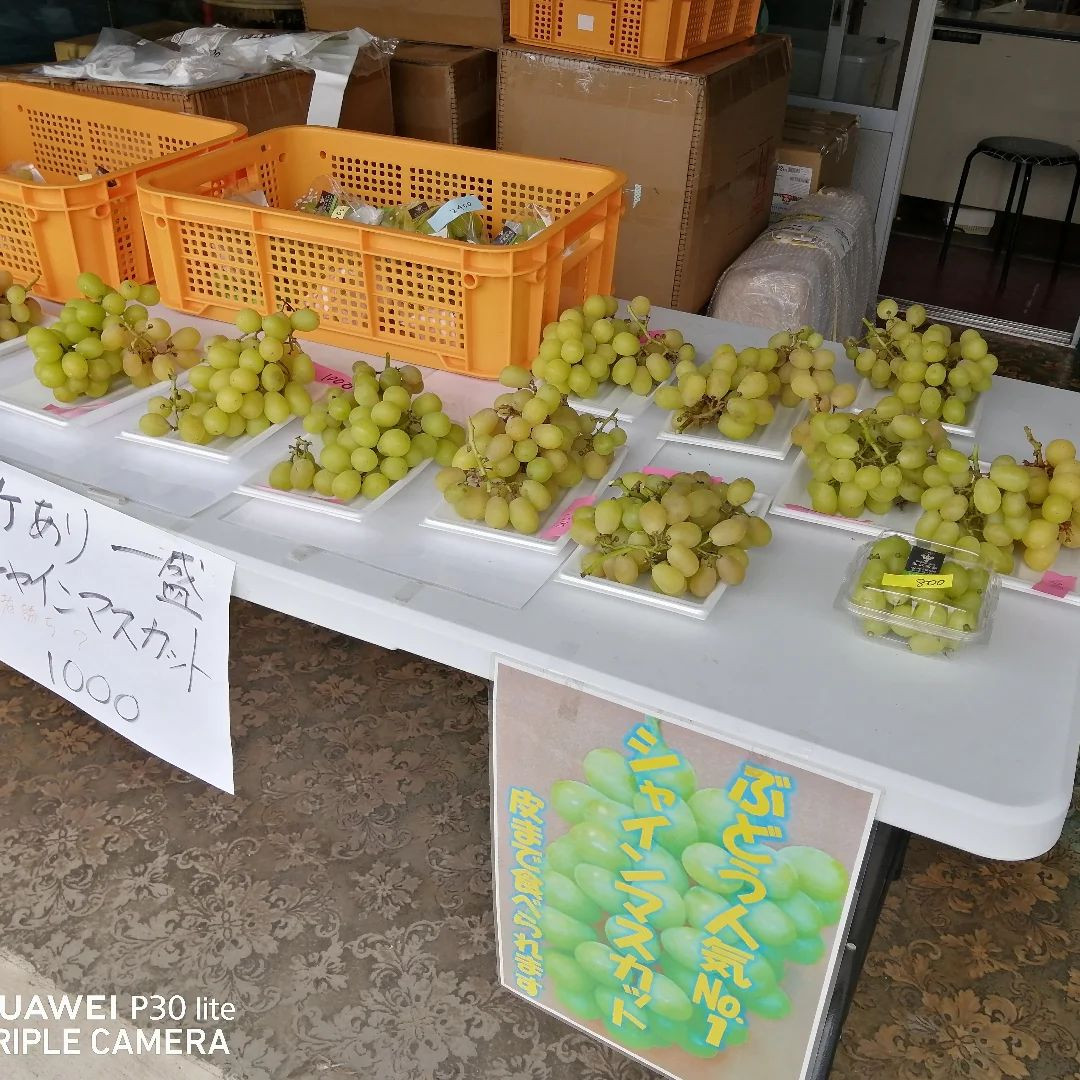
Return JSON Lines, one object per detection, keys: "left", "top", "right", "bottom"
{"left": 803, "top": 822, "right": 911, "bottom": 1080}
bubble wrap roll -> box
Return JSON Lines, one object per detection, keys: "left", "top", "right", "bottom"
{"left": 708, "top": 188, "right": 875, "bottom": 341}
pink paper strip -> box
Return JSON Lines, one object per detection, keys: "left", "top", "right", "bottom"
{"left": 1032, "top": 570, "right": 1077, "bottom": 599}
{"left": 314, "top": 363, "right": 353, "bottom": 392}
{"left": 541, "top": 496, "right": 595, "bottom": 540}
{"left": 43, "top": 400, "right": 111, "bottom": 418}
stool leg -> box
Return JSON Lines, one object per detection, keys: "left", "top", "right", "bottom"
{"left": 999, "top": 163, "right": 1033, "bottom": 292}
{"left": 994, "top": 162, "right": 1023, "bottom": 259}
{"left": 940, "top": 148, "right": 981, "bottom": 265}
{"left": 1052, "top": 161, "right": 1080, "bottom": 280}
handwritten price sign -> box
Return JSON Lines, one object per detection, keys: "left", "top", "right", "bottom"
{"left": 0, "top": 462, "right": 236, "bottom": 792}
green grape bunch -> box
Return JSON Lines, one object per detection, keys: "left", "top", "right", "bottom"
{"left": 436, "top": 375, "right": 627, "bottom": 535}
{"left": 768, "top": 327, "right": 857, "bottom": 412}
{"left": 527, "top": 293, "right": 696, "bottom": 400}
{"left": 139, "top": 306, "right": 320, "bottom": 444}
{"left": 848, "top": 534, "right": 992, "bottom": 656}
{"left": 910, "top": 430, "right": 1080, "bottom": 575}
{"left": 570, "top": 470, "right": 772, "bottom": 598}
{"left": 537, "top": 729, "right": 850, "bottom": 1060}
{"left": 29, "top": 273, "right": 199, "bottom": 403}
{"left": 792, "top": 408, "right": 951, "bottom": 518}
{"left": 914, "top": 445, "right": 1023, "bottom": 573}
{"left": 269, "top": 436, "right": 318, "bottom": 493}
{"left": 1018, "top": 431, "right": 1080, "bottom": 571}
{"left": 846, "top": 299, "right": 996, "bottom": 427}
{"left": 0, "top": 269, "right": 43, "bottom": 342}
{"left": 279, "top": 356, "right": 465, "bottom": 502}
{"left": 655, "top": 335, "right": 853, "bottom": 444}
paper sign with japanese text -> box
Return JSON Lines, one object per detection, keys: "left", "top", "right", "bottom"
{"left": 492, "top": 663, "right": 877, "bottom": 1080}
{"left": 0, "top": 461, "right": 236, "bottom": 792}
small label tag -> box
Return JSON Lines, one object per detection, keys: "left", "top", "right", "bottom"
{"left": 1032, "top": 570, "right": 1077, "bottom": 599}
{"left": 427, "top": 195, "right": 486, "bottom": 238}
{"left": 77, "top": 172, "right": 93, "bottom": 182}
{"left": 577, "top": 13, "right": 595, "bottom": 30}
{"left": 407, "top": 200, "right": 431, "bottom": 221}
{"left": 905, "top": 546, "right": 946, "bottom": 575}
{"left": 541, "top": 496, "right": 595, "bottom": 540}
{"left": 329, "top": 204, "right": 350, "bottom": 220}
{"left": 494, "top": 222, "right": 523, "bottom": 245}
{"left": 881, "top": 573, "right": 953, "bottom": 590}
{"left": 313, "top": 363, "right": 353, "bottom": 392}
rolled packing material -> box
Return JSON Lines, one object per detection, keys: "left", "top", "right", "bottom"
{"left": 708, "top": 188, "right": 875, "bottom": 342}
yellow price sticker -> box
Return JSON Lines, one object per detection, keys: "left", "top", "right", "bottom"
{"left": 881, "top": 573, "right": 953, "bottom": 590}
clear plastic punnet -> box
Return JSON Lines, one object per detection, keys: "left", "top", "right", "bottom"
{"left": 836, "top": 532, "right": 1001, "bottom": 657}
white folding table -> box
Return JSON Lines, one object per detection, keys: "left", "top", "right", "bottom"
{"left": 4, "top": 306, "right": 1079, "bottom": 1077}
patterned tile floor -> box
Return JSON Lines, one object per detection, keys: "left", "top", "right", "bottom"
{"left": 0, "top": 332, "right": 1077, "bottom": 1080}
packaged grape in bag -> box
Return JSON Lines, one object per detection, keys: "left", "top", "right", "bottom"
{"left": 295, "top": 174, "right": 383, "bottom": 224}
{"left": 493, "top": 202, "right": 554, "bottom": 245}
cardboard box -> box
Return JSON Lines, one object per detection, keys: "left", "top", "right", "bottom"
{"left": 774, "top": 106, "right": 858, "bottom": 215}
{"left": 0, "top": 69, "right": 316, "bottom": 135}
{"left": 303, "top": 0, "right": 509, "bottom": 50}
{"left": 54, "top": 22, "right": 195, "bottom": 62}
{"left": 390, "top": 42, "right": 496, "bottom": 147}
{"left": 0, "top": 61, "right": 394, "bottom": 137}
{"left": 497, "top": 36, "right": 791, "bottom": 312}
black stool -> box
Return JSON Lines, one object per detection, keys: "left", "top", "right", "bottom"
{"left": 939, "top": 136, "right": 1080, "bottom": 291}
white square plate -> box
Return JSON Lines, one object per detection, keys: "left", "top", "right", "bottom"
{"left": 853, "top": 380, "right": 986, "bottom": 439}
{"left": 657, "top": 401, "right": 805, "bottom": 460}
{"left": 117, "top": 370, "right": 344, "bottom": 464}
{"left": 0, "top": 370, "right": 165, "bottom": 428}
{"left": 421, "top": 448, "right": 627, "bottom": 554}
{"left": 118, "top": 410, "right": 301, "bottom": 464}
{"left": 770, "top": 455, "right": 1080, "bottom": 606}
{"left": 556, "top": 491, "right": 771, "bottom": 619}
{"left": 236, "top": 456, "right": 432, "bottom": 523}
{"left": 568, "top": 377, "right": 663, "bottom": 424}
{"left": 0, "top": 335, "right": 31, "bottom": 360}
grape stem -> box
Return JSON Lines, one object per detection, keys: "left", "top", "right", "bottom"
{"left": 856, "top": 415, "right": 888, "bottom": 465}
{"left": 288, "top": 436, "right": 315, "bottom": 464}
{"left": 1023, "top": 426, "right": 1049, "bottom": 474}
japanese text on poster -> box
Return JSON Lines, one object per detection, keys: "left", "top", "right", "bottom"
{"left": 0, "top": 462, "right": 235, "bottom": 791}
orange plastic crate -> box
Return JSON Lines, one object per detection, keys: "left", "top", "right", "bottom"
{"left": 0, "top": 83, "right": 244, "bottom": 302}
{"left": 510, "top": 0, "right": 762, "bottom": 65}
{"left": 137, "top": 127, "right": 624, "bottom": 377}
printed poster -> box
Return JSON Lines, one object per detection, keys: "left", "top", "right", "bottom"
{"left": 492, "top": 663, "right": 878, "bottom": 1080}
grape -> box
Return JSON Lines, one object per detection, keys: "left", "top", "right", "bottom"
{"left": 846, "top": 534, "right": 997, "bottom": 654}
{"left": 138, "top": 413, "right": 171, "bottom": 437}
{"left": 527, "top": 294, "right": 695, "bottom": 399}
{"left": 437, "top": 376, "right": 622, "bottom": 534}
{"left": 574, "top": 471, "right": 769, "bottom": 599}
{"left": 34, "top": 277, "right": 202, "bottom": 408}
{"left": 846, "top": 301, "right": 992, "bottom": 424}
{"left": 265, "top": 356, "right": 457, "bottom": 503}
{"left": 362, "top": 472, "right": 392, "bottom": 499}
{"left": 290, "top": 308, "right": 319, "bottom": 333}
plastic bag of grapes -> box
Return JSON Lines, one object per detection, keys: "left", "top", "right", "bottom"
{"left": 837, "top": 533, "right": 1000, "bottom": 657}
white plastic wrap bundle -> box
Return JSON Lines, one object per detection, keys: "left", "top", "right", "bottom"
{"left": 708, "top": 188, "right": 875, "bottom": 341}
